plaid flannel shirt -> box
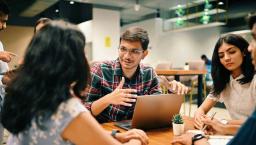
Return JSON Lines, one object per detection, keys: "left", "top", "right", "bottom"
{"left": 84, "top": 59, "right": 161, "bottom": 123}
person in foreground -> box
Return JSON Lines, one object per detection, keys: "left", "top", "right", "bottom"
{"left": 194, "top": 34, "right": 256, "bottom": 135}
{"left": 171, "top": 12, "right": 256, "bottom": 145}
{"left": 85, "top": 26, "right": 188, "bottom": 123}
{"left": 1, "top": 20, "right": 148, "bottom": 145}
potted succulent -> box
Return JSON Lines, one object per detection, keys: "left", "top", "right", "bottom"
{"left": 172, "top": 114, "right": 185, "bottom": 136}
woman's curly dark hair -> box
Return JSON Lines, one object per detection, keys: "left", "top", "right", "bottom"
{"left": 1, "top": 20, "right": 90, "bottom": 134}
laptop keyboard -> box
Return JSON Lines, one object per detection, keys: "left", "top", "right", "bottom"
{"left": 115, "top": 120, "right": 132, "bottom": 130}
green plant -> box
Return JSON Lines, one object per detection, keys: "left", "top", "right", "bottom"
{"left": 172, "top": 114, "right": 184, "bottom": 124}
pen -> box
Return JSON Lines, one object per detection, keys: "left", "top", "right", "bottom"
{"left": 201, "top": 112, "right": 217, "bottom": 131}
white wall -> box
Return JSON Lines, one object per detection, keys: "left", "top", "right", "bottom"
{"left": 157, "top": 26, "right": 221, "bottom": 68}
{"left": 121, "top": 18, "right": 160, "bottom": 66}
{"left": 122, "top": 19, "right": 221, "bottom": 67}
{"left": 92, "top": 8, "right": 120, "bottom": 61}
{"left": 78, "top": 20, "right": 92, "bottom": 42}
{"left": 0, "top": 25, "right": 33, "bottom": 69}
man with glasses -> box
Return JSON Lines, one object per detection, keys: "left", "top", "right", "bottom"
{"left": 84, "top": 27, "right": 188, "bottom": 123}
{"left": 0, "top": 1, "right": 16, "bottom": 84}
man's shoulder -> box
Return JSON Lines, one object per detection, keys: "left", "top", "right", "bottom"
{"left": 91, "top": 60, "right": 116, "bottom": 73}
{"left": 92, "top": 60, "right": 116, "bottom": 69}
{"left": 140, "top": 63, "right": 154, "bottom": 72}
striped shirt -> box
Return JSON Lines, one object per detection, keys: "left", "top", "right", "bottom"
{"left": 84, "top": 59, "right": 161, "bottom": 123}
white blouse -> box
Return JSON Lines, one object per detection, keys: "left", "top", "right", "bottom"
{"left": 207, "top": 74, "right": 256, "bottom": 120}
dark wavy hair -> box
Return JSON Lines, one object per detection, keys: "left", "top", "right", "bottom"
{"left": 211, "top": 34, "right": 254, "bottom": 96}
{"left": 120, "top": 27, "right": 149, "bottom": 50}
{"left": 1, "top": 20, "right": 90, "bottom": 134}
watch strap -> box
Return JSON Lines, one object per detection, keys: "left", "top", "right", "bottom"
{"left": 192, "top": 134, "right": 205, "bottom": 145}
{"left": 111, "top": 129, "right": 120, "bottom": 138}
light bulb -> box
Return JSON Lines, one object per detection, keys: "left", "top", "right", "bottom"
{"left": 134, "top": 4, "right": 140, "bottom": 11}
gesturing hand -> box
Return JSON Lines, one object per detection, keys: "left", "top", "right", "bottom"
{"left": 107, "top": 77, "right": 137, "bottom": 107}
{"left": 0, "top": 51, "right": 17, "bottom": 63}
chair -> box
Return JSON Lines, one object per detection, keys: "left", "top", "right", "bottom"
{"left": 185, "top": 60, "right": 208, "bottom": 117}
{"left": 155, "top": 62, "right": 172, "bottom": 70}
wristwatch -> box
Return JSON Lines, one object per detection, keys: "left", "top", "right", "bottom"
{"left": 111, "top": 129, "right": 120, "bottom": 138}
{"left": 192, "top": 134, "right": 205, "bottom": 145}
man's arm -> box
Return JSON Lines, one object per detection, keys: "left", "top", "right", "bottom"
{"left": 87, "top": 76, "right": 136, "bottom": 116}
{"left": 148, "top": 70, "right": 162, "bottom": 94}
{"left": 227, "top": 110, "right": 256, "bottom": 145}
{"left": 85, "top": 64, "right": 136, "bottom": 122}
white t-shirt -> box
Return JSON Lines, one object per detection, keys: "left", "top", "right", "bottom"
{"left": 0, "top": 41, "right": 9, "bottom": 84}
{"left": 0, "top": 41, "right": 9, "bottom": 103}
{"left": 207, "top": 74, "right": 256, "bottom": 120}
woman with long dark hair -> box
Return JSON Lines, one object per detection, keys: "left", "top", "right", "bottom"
{"left": 194, "top": 34, "right": 256, "bottom": 135}
{"left": 1, "top": 20, "right": 148, "bottom": 145}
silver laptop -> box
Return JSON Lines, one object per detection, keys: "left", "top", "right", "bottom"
{"left": 115, "top": 94, "right": 183, "bottom": 130}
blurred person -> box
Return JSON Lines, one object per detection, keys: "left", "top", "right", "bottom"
{"left": 201, "top": 54, "right": 212, "bottom": 85}
{"left": 0, "top": 0, "right": 16, "bottom": 143}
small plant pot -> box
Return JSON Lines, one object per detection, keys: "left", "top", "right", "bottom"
{"left": 172, "top": 123, "right": 185, "bottom": 136}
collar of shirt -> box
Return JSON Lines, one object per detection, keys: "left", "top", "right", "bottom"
{"left": 230, "top": 74, "right": 244, "bottom": 82}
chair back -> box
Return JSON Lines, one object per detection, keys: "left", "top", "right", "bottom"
{"left": 155, "top": 63, "right": 172, "bottom": 70}
{"left": 188, "top": 60, "right": 205, "bottom": 70}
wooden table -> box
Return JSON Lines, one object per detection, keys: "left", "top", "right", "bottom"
{"left": 102, "top": 116, "right": 195, "bottom": 145}
{"left": 156, "top": 69, "right": 207, "bottom": 107}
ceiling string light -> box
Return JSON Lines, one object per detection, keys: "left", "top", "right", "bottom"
{"left": 134, "top": 0, "right": 140, "bottom": 11}
{"left": 175, "top": 4, "right": 185, "bottom": 26}
{"left": 200, "top": 0, "right": 212, "bottom": 24}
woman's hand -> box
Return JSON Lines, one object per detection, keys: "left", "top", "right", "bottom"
{"left": 201, "top": 118, "right": 226, "bottom": 135}
{"left": 194, "top": 109, "right": 205, "bottom": 129}
{"left": 115, "top": 129, "right": 149, "bottom": 145}
{"left": 171, "top": 133, "right": 194, "bottom": 145}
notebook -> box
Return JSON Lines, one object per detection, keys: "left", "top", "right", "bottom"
{"left": 187, "top": 130, "right": 233, "bottom": 145}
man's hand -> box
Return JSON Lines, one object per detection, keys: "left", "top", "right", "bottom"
{"left": 106, "top": 77, "right": 137, "bottom": 106}
{"left": 158, "top": 76, "right": 189, "bottom": 95}
{"left": 0, "top": 51, "right": 17, "bottom": 63}
{"left": 169, "top": 80, "right": 189, "bottom": 95}
{"left": 115, "top": 129, "right": 149, "bottom": 145}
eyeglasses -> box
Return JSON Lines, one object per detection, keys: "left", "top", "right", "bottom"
{"left": 119, "top": 47, "right": 144, "bottom": 55}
